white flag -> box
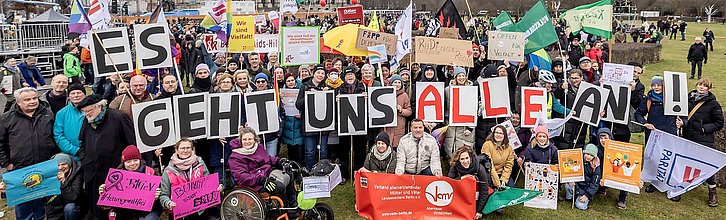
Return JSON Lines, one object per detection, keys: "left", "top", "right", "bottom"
{"left": 641, "top": 130, "right": 726, "bottom": 198}
{"left": 389, "top": 1, "right": 412, "bottom": 72}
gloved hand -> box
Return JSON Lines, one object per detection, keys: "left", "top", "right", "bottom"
{"left": 277, "top": 158, "right": 289, "bottom": 167}
{"left": 257, "top": 176, "right": 267, "bottom": 185}
{"left": 265, "top": 179, "right": 278, "bottom": 192}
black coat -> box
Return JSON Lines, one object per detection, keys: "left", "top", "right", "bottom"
{"left": 182, "top": 46, "right": 203, "bottom": 74}
{"left": 0, "top": 101, "right": 57, "bottom": 169}
{"left": 684, "top": 91, "right": 724, "bottom": 147}
{"left": 295, "top": 77, "right": 332, "bottom": 136}
{"left": 46, "top": 159, "right": 84, "bottom": 220}
{"left": 688, "top": 43, "right": 708, "bottom": 62}
{"left": 553, "top": 85, "right": 587, "bottom": 149}
{"left": 576, "top": 161, "right": 602, "bottom": 199}
{"left": 448, "top": 155, "right": 492, "bottom": 215}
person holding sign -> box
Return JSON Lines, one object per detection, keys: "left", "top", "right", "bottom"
{"left": 563, "top": 144, "right": 602, "bottom": 210}
{"left": 110, "top": 75, "right": 154, "bottom": 119}
{"left": 155, "top": 74, "right": 182, "bottom": 99}
{"left": 98, "top": 145, "right": 162, "bottom": 219}
{"left": 382, "top": 74, "right": 413, "bottom": 149}
{"left": 45, "top": 153, "right": 84, "bottom": 220}
{"left": 447, "top": 146, "right": 491, "bottom": 220}
{"left": 233, "top": 70, "right": 254, "bottom": 94}
{"left": 554, "top": 70, "right": 588, "bottom": 150}
{"left": 395, "top": 119, "right": 443, "bottom": 176}
{"left": 480, "top": 125, "right": 513, "bottom": 214}
{"left": 361, "top": 64, "right": 383, "bottom": 87}
{"left": 335, "top": 66, "right": 367, "bottom": 177}
{"left": 537, "top": 70, "right": 571, "bottom": 119}
{"left": 444, "top": 67, "right": 475, "bottom": 158}
{"left": 251, "top": 73, "right": 282, "bottom": 156}
{"left": 634, "top": 76, "right": 685, "bottom": 146}
{"left": 596, "top": 128, "right": 638, "bottom": 210}
{"left": 189, "top": 64, "right": 214, "bottom": 93}
{"left": 281, "top": 72, "right": 304, "bottom": 165}
{"left": 295, "top": 64, "right": 332, "bottom": 169}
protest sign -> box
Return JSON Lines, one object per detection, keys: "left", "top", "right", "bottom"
{"left": 203, "top": 34, "right": 227, "bottom": 53}
{"left": 207, "top": 93, "right": 242, "bottom": 138}
{"left": 367, "top": 44, "right": 388, "bottom": 64}
{"left": 414, "top": 37, "right": 474, "bottom": 67}
{"left": 487, "top": 31, "right": 525, "bottom": 62}
{"left": 305, "top": 90, "right": 336, "bottom": 132}
{"left": 355, "top": 29, "right": 398, "bottom": 55}
{"left": 1, "top": 76, "right": 12, "bottom": 94}
{"left": 416, "top": 82, "right": 445, "bottom": 122}
{"left": 479, "top": 77, "right": 511, "bottom": 118}
{"left": 449, "top": 86, "right": 478, "bottom": 127}
{"left": 571, "top": 81, "right": 609, "bottom": 126}
{"left": 496, "top": 120, "right": 523, "bottom": 150}
{"left": 558, "top": 149, "right": 585, "bottom": 183}
{"left": 254, "top": 34, "right": 280, "bottom": 53}
{"left": 602, "top": 83, "right": 632, "bottom": 125}
{"left": 173, "top": 93, "right": 209, "bottom": 140}
{"left": 523, "top": 162, "right": 559, "bottom": 210}
{"left": 438, "top": 27, "right": 458, "bottom": 39}
{"left": 602, "top": 63, "right": 634, "bottom": 85}
{"left": 133, "top": 23, "right": 172, "bottom": 69}
{"left": 98, "top": 169, "right": 161, "bottom": 211}
{"left": 520, "top": 87, "right": 547, "bottom": 128}
{"left": 603, "top": 140, "right": 643, "bottom": 194}
{"left": 303, "top": 165, "right": 342, "bottom": 199}
{"left": 664, "top": 71, "right": 688, "bottom": 116}
{"left": 280, "top": 89, "right": 300, "bottom": 116}
{"left": 368, "top": 87, "right": 398, "bottom": 128}
{"left": 228, "top": 16, "right": 255, "bottom": 52}
{"left": 132, "top": 98, "right": 177, "bottom": 153}
{"left": 90, "top": 28, "right": 133, "bottom": 77}
{"left": 245, "top": 90, "right": 279, "bottom": 135}
{"left": 253, "top": 14, "right": 266, "bottom": 26}
{"left": 338, "top": 94, "right": 368, "bottom": 136}
{"left": 355, "top": 172, "right": 476, "bottom": 220}
{"left": 172, "top": 173, "right": 220, "bottom": 220}
{"left": 337, "top": 5, "right": 364, "bottom": 25}
{"left": 280, "top": 26, "right": 320, "bottom": 66}
{"left": 2, "top": 159, "right": 60, "bottom": 207}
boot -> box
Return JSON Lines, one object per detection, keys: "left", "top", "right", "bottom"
{"left": 645, "top": 184, "right": 656, "bottom": 193}
{"left": 709, "top": 187, "right": 718, "bottom": 207}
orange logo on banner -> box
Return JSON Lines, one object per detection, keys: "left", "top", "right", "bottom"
{"left": 355, "top": 172, "right": 476, "bottom": 219}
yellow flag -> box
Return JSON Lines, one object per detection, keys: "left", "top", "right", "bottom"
{"left": 367, "top": 11, "right": 380, "bottom": 31}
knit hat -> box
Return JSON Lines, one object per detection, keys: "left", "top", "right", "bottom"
{"left": 68, "top": 83, "right": 86, "bottom": 95}
{"left": 534, "top": 125, "right": 549, "bottom": 139}
{"left": 314, "top": 64, "right": 326, "bottom": 73}
{"left": 254, "top": 73, "right": 269, "bottom": 82}
{"left": 283, "top": 72, "right": 295, "bottom": 81}
{"left": 651, "top": 75, "right": 664, "bottom": 85}
{"left": 552, "top": 58, "right": 563, "bottom": 67}
{"left": 390, "top": 74, "right": 403, "bottom": 84}
{"left": 75, "top": 94, "right": 103, "bottom": 110}
{"left": 343, "top": 66, "right": 356, "bottom": 78}
{"left": 453, "top": 67, "right": 467, "bottom": 76}
{"left": 423, "top": 65, "right": 435, "bottom": 72}
{"left": 376, "top": 131, "right": 391, "bottom": 147}
{"left": 328, "top": 67, "right": 340, "bottom": 75}
{"left": 121, "top": 145, "right": 142, "bottom": 162}
{"left": 195, "top": 63, "right": 210, "bottom": 74}
{"left": 52, "top": 153, "right": 73, "bottom": 166}
{"left": 597, "top": 128, "right": 614, "bottom": 140}
{"left": 579, "top": 57, "right": 591, "bottom": 64}
{"left": 584, "top": 144, "right": 599, "bottom": 157}
{"left": 398, "top": 68, "right": 411, "bottom": 76}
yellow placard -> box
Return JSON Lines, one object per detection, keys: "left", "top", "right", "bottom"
{"left": 228, "top": 16, "right": 255, "bottom": 52}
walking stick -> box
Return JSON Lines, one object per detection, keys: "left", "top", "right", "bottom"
{"left": 350, "top": 136, "right": 354, "bottom": 180}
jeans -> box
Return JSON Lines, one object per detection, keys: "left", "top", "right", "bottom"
{"left": 82, "top": 63, "right": 94, "bottom": 85}
{"left": 681, "top": 31, "right": 686, "bottom": 40}
{"left": 265, "top": 138, "right": 279, "bottom": 156}
{"left": 15, "top": 198, "right": 45, "bottom": 220}
{"left": 303, "top": 134, "right": 329, "bottom": 169}
{"left": 691, "top": 61, "right": 703, "bottom": 78}
{"left": 140, "top": 210, "right": 161, "bottom": 220}
{"left": 64, "top": 203, "right": 81, "bottom": 220}
{"left": 564, "top": 184, "right": 590, "bottom": 210}
{"left": 405, "top": 167, "right": 433, "bottom": 176}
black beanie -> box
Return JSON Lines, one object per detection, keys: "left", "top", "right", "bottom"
{"left": 376, "top": 132, "right": 390, "bottom": 147}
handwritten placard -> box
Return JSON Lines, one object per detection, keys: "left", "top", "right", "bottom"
{"left": 280, "top": 88, "right": 300, "bottom": 116}
{"left": 228, "top": 16, "right": 255, "bottom": 52}
{"left": 172, "top": 173, "right": 220, "bottom": 220}
{"left": 602, "top": 63, "right": 634, "bottom": 85}
{"left": 439, "top": 27, "right": 458, "bottom": 39}
{"left": 355, "top": 29, "right": 397, "bottom": 55}
{"left": 414, "top": 36, "right": 474, "bottom": 67}
{"left": 98, "top": 169, "right": 161, "bottom": 211}
{"left": 487, "top": 31, "right": 525, "bottom": 62}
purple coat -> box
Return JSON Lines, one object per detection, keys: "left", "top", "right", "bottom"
{"left": 229, "top": 139, "right": 278, "bottom": 190}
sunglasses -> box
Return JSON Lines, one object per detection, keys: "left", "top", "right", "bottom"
{"left": 256, "top": 80, "right": 267, "bottom": 83}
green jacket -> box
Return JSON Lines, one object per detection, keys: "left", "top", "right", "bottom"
{"left": 63, "top": 52, "right": 81, "bottom": 77}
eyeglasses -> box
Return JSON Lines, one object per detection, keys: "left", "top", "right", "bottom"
{"left": 256, "top": 80, "right": 267, "bottom": 84}
{"left": 221, "top": 81, "right": 233, "bottom": 84}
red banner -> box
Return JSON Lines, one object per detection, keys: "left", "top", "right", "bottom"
{"left": 337, "top": 5, "right": 364, "bottom": 25}
{"left": 355, "top": 172, "right": 476, "bottom": 220}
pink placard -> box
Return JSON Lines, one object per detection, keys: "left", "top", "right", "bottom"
{"left": 172, "top": 173, "right": 220, "bottom": 219}
{"left": 97, "top": 168, "right": 161, "bottom": 211}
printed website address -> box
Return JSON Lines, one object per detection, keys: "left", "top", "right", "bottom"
{"left": 381, "top": 211, "right": 412, "bottom": 216}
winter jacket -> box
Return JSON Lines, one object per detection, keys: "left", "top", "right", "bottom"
{"left": 17, "top": 62, "right": 45, "bottom": 88}
{"left": 109, "top": 92, "right": 154, "bottom": 118}
{"left": 703, "top": 30, "right": 715, "bottom": 42}
{"left": 63, "top": 52, "right": 81, "bottom": 78}
{"left": 54, "top": 103, "right": 85, "bottom": 159}
{"left": 394, "top": 132, "right": 442, "bottom": 175}
{"left": 586, "top": 48, "right": 604, "bottom": 65}
{"left": 45, "top": 158, "right": 84, "bottom": 220}
{"left": 576, "top": 160, "right": 602, "bottom": 200}
{"left": 382, "top": 89, "right": 412, "bottom": 148}
{"left": 554, "top": 85, "right": 588, "bottom": 149}
{"left": 80, "top": 47, "right": 92, "bottom": 64}
{"left": 523, "top": 143, "right": 559, "bottom": 165}
{"left": 480, "top": 141, "right": 514, "bottom": 187}
{"left": 229, "top": 139, "right": 277, "bottom": 191}
{"left": 443, "top": 80, "right": 475, "bottom": 157}
{"left": 684, "top": 91, "right": 724, "bottom": 147}
{"left": 447, "top": 156, "right": 491, "bottom": 215}
{"left": 688, "top": 43, "right": 708, "bottom": 62}
{"left": 159, "top": 156, "right": 210, "bottom": 210}
{"left": 295, "top": 77, "right": 332, "bottom": 136}
{"left": 282, "top": 115, "right": 304, "bottom": 146}
{"left": 0, "top": 64, "right": 26, "bottom": 100}
{"left": 182, "top": 46, "right": 203, "bottom": 75}
{"left": 39, "top": 90, "right": 68, "bottom": 114}
{"left": 567, "top": 44, "right": 584, "bottom": 68}
{"left": 0, "top": 101, "right": 57, "bottom": 169}
{"left": 362, "top": 148, "right": 397, "bottom": 174}
{"left": 635, "top": 90, "right": 683, "bottom": 139}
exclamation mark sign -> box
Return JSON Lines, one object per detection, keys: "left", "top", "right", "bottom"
{"left": 672, "top": 74, "right": 682, "bottom": 112}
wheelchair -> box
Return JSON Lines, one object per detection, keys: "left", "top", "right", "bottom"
{"left": 220, "top": 160, "right": 334, "bottom": 220}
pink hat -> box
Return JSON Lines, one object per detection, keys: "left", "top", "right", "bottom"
{"left": 534, "top": 125, "right": 549, "bottom": 139}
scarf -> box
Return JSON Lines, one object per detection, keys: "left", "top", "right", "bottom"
{"left": 453, "top": 156, "right": 479, "bottom": 176}
{"left": 191, "top": 76, "right": 212, "bottom": 92}
{"left": 232, "top": 144, "right": 258, "bottom": 155}
{"left": 650, "top": 90, "right": 664, "bottom": 103}
{"left": 89, "top": 107, "right": 107, "bottom": 129}
{"left": 132, "top": 162, "right": 147, "bottom": 173}
{"left": 341, "top": 80, "right": 362, "bottom": 94}
{"left": 692, "top": 91, "right": 708, "bottom": 102}
{"left": 326, "top": 77, "right": 344, "bottom": 89}
{"left": 361, "top": 78, "right": 375, "bottom": 87}
{"left": 372, "top": 146, "right": 392, "bottom": 161}
{"left": 170, "top": 153, "right": 197, "bottom": 171}
{"left": 158, "top": 87, "right": 182, "bottom": 99}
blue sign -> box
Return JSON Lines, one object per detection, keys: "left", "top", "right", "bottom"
{"left": 2, "top": 159, "right": 61, "bottom": 207}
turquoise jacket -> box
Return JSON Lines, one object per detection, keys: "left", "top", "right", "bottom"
{"left": 54, "top": 103, "right": 84, "bottom": 160}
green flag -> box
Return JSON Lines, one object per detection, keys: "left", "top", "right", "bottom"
{"left": 491, "top": 11, "right": 514, "bottom": 30}
{"left": 483, "top": 187, "right": 542, "bottom": 214}
{"left": 502, "top": 0, "right": 558, "bottom": 54}
{"left": 561, "top": 0, "right": 613, "bottom": 39}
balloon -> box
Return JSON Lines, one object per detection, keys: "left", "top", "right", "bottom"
{"left": 623, "top": 154, "right": 629, "bottom": 160}
{"left": 320, "top": 0, "right": 326, "bottom": 7}
{"left": 352, "top": 0, "right": 358, "bottom": 4}
{"left": 616, "top": 152, "right": 623, "bottom": 159}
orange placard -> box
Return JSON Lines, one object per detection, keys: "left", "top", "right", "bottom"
{"left": 558, "top": 149, "right": 585, "bottom": 183}
{"left": 603, "top": 140, "right": 643, "bottom": 194}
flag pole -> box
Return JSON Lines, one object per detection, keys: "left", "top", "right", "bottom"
{"left": 463, "top": 0, "right": 483, "bottom": 42}
{"left": 90, "top": 30, "right": 136, "bottom": 104}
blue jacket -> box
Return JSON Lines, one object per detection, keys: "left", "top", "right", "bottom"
{"left": 18, "top": 62, "right": 45, "bottom": 88}
{"left": 522, "top": 143, "right": 559, "bottom": 165}
{"left": 635, "top": 91, "right": 684, "bottom": 137}
{"left": 54, "top": 103, "right": 84, "bottom": 160}
{"left": 576, "top": 161, "right": 602, "bottom": 200}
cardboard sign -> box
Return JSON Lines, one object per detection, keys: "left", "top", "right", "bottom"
{"left": 520, "top": 87, "right": 547, "bottom": 128}
{"left": 558, "top": 149, "right": 585, "bottom": 183}
{"left": 414, "top": 36, "right": 474, "bottom": 67}
{"left": 448, "top": 86, "right": 478, "bottom": 127}
{"left": 280, "top": 26, "right": 320, "bottom": 66}
{"left": 336, "top": 5, "right": 364, "bottom": 25}
{"left": 416, "top": 82, "right": 445, "bottom": 122}
{"left": 355, "top": 172, "right": 476, "bottom": 220}
{"left": 487, "top": 31, "right": 525, "bottom": 62}
{"left": 203, "top": 34, "right": 227, "bottom": 53}
{"left": 245, "top": 90, "right": 279, "bottom": 135}
{"left": 2, "top": 159, "right": 60, "bottom": 207}
{"left": 355, "top": 29, "right": 398, "bottom": 55}
{"left": 280, "top": 89, "right": 300, "bottom": 116}
{"left": 133, "top": 23, "right": 173, "bottom": 69}
{"left": 173, "top": 93, "right": 209, "bottom": 140}
{"left": 602, "top": 63, "right": 634, "bottom": 85}
{"left": 602, "top": 83, "right": 632, "bottom": 125}
{"left": 337, "top": 94, "right": 368, "bottom": 136}
{"left": 438, "top": 27, "right": 458, "bottom": 39}
{"left": 132, "top": 98, "right": 177, "bottom": 153}
{"left": 228, "top": 16, "right": 255, "bottom": 52}
{"left": 304, "top": 90, "right": 336, "bottom": 132}
{"left": 571, "top": 81, "right": 609, "bottom": 126}
{"left": 495, "top": 120, "right": 523, "bottom": 150}
{"left": 90, "top": 28, "right": 133, "bottom": 77}
{"left": 207, "top": 93, "right": 242, "bottom": 138}
{"left": 664, "top": 71, "right": 688, "bottom": 116}
{"left": 603, "top": 140, "right": 643, "bottom": 194}
{"left": 303, "top": 165, "right": 341, "bottom": 199}
{"left": 523, "top": 162, "right": 559, "bottom": 210}
{"left": 479, "top": 77, "right": 511, "bottom": 118}
{"left": 368, "top": 87, "right": 397, "bottom": 128}
{"left": 254, "top": 34, "right": 280, "bottom": 53}
{"left": 172, "top": 173, "right": 220, "bottom": 220}
{"left": 98, "top": 169, "right": 162, "bottom": 211}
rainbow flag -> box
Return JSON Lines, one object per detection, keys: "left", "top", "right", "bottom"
{"left": 68, "top": 0, "right": 91, "bottom": 34}
{"left": 528, "top": 48, "right": 552, "bottom": 71}
{"left": 201, "top": 0, "right": 232, "bottom": 43}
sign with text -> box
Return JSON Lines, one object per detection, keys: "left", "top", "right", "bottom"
{"left": 602, "top": 83, "right": 632, "bottom": 125}
{"left": 89, "top": 28, "right": 133, "bottom": 77}
{"left": 496, "top": 120, "right": 523, "bottom": 150}
{"left": 203, "top": 34, "right": 227, "bottom": 53}
{"left": 245, "top": 90, "right": 279, "bottom": 135}
{"left": 448, "top": 86, "right": 478, "bottom": 127}
{"left": 520, "top": 87, "right": 547, "bottom": 128}
{"left": 132, "top": 98, "right": 177, "bottom": 153}
{"left": 133, "top": 23, "right": 173, "bottom": 69}
{"left": 280, "top": 26, "right": 320, "bottom": 66}
{"left": 254, "top": 34, "right": 280, "bottom": 53}
{"left": 479, "top": 77, "right": 511, "bottom": 118}
{"left": 228, "top": 16, "right": 255, "bottom": 52}
{"left": 355, "top": 29, "right": 397, "bottom": 55}
{"left": 172, "top": 173, "right": 220, "bottom": 220}
{"left": 416, "top": 82, "right": 445, "bottom": 122}
{"left": 487, "top": 31, "right": 525, "bottom": 62}
{"left": 98, "top": 169, "right": 161, "bottom": 211}
{"left": 602, "top": 63, "right": 634, "bottom": 85}
{"left": 558, "top": 149, "right": 585, "bottom": 183}
{"left": 337, "top": 94, "right": 368, "bottom": 136}
{"left": 603, "top": 140, "right": 643, "bottom": 194}
{"left": 337, "top": 5, "right": 364, "bottom": 25}
{"left": 438, "top": 27, "right": 458, "bottom": 39}
{"left": 3, "top": 159, "right": 60, "bottom": 207}
{"left": 367, "top": 87, "right": 398, "bottom": 128}
{"left": 280, "top": 89, "right": 300, "bottom": 116}
{"left": 571, "top": 81, "right": 609, "bottom": 126}
{"left": 414, "top": 37, "right": 474, "bottom": 67}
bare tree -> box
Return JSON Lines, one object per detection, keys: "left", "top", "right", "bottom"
{"left": 705, "top": 4, "right": 718, "bottom": 23}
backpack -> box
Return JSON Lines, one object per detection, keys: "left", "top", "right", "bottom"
{"left": 310, "top": 159, "right": 335, "bottom": 176}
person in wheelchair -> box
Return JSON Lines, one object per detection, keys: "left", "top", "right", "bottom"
{"left": 229, "top": 126, "right": 299, "bottom": 217}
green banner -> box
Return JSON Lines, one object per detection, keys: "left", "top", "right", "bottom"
{"left": 561, "top": 0, "right": 613, "bottom": 39}
{"left": 483, "top": 187, "right": 542, "bottom": 214}
{"left": 502, "top": 0, "right": 558, "bottom": 54}
{"left": 492, "top": 11, "right": 514, "bottom": 30}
